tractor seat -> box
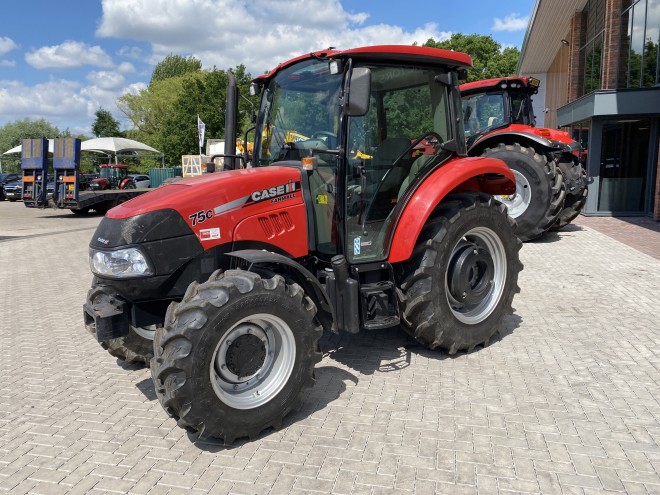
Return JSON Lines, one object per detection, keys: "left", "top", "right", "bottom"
{"left": 397, "top": 154, "right": 436, "bottom": 200}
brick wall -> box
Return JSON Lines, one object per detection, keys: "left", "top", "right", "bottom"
{"left": 568, "top": 11, "right": 586, "bottom": 102}
{"left": 602, "top": 0, "right": 625, "bottom": 89}
{"left": 654, "top": 139, "right": 660, "bottom": 221}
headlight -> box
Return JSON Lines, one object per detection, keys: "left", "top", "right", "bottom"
{"left": 90, "top": 247, "right": 154, "bottom": 278}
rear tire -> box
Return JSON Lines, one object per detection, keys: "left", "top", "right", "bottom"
{"left": 551, "top": 158, "right": 587, "bottom": 230}
{"left": 398, "top": 192, "right": 522, "bottom": 354}
{"left": 151, "top": 270, "right": 322, "bottom": 443}
{"left": 482, "top": 143, "right": 565, "bottom": 241}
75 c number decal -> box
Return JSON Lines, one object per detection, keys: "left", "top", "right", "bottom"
{"left": 189, "top": 209, "right": 214, "bottom": 226}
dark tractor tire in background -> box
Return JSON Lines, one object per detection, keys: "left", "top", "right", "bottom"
{"left": 482, "top": 143, "right": 566, "bottom": 241}
{"left": 551, "top": 158, "right": 588, "bottom": 230}
{"left": 113, "top": 193, "right": 132, "bottom": 208}
{"left": 93, "top": 201, "right": 113, "bottom": 214}
{"left": 151, "top": 270, "right": 323, "bottom": 444}
{"left": 70, "top": 207, "right": 91, "bottom": 215}
{"left": 397, "top": 192, "right": 523, "bottom": 354}
{"left": 86, "top": 281, "right": 156, "bottom": 367}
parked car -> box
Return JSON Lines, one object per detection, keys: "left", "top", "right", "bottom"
{"left": 0, "top": 173, "right": 21, "bottom": 201}
{"left": 3, "top": 180, "right": 22, "bottom": 201}
{"left": 129, "top": 174, "right": 150, "bottom": 188}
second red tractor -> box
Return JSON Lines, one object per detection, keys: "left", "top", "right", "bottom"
{"left": 460, "top": 76, "right": 587, "bottom": 240}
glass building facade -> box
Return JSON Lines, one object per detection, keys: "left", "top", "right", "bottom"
{"left": 548, "top": 0, "right": 660, "bottom": 217}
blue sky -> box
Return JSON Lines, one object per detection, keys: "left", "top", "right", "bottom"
{"left": 0, "top": 0, "right": 534, "bottom": 136}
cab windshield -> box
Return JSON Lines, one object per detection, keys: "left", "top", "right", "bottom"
{"left": 254, "top": 59, "right": 343, "bottom": 167}
{"left": 462, "top": 92, "right": 506, "bottom": 136}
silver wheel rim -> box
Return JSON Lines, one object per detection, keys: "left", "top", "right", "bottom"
{"left": 131, "top": 324, "right": 157, "bottom": 340}
{"left": 210, "top": 313, "right": 296, "bottom": 410}
{"left": 445, "top": 226, "right": 507, "bottom": 324}
{"left": 496, "top": 169, "right": 530, "bottom": 218}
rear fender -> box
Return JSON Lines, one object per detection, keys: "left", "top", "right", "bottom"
{"left": 388, "top": 156, "right": 514, "bottom": 263}
{"left": 468, "top": 131, "right": 561, "bottom": 157}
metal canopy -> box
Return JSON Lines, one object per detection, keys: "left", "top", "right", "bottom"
{"left": 517, "top": 0, "right": 589, "bottom": 74}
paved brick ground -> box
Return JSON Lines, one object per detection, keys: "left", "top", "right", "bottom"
{"left": 1, "top": 201, "right": 659, "bottom": 494}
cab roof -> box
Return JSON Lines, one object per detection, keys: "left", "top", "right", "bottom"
{"left": 254, "top": 45, "right": 473, "bottom": 84}
{"left": 460, "top": 76, "right": 538, "bottom": 95}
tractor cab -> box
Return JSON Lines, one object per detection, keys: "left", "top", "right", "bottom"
{"left": 461, "top": 76, "right": 539, "bottom": 144}
{"left": 250, "top": 48, "right": 468, "bottom": 266}
{"left": 90, "top": 164, "right": 135, "bottom": 190}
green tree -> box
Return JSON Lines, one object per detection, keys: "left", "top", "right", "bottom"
{"left": 91, "top": 108, "right": 122, "bottom": 137}
{"left": 0, "top": 118, "right": 63, "bottom": 172}
{"left": 118, "top": 58, "right": 255, "bottom": 167}
{"left": 0, "top": 119, "right": 98, "bottom": 173}
{"left": 0, "top": 118, "right": 61, "bottom": 154}
{"left": 424, "top": 34, "right": 520, "bottom": 82}
{"left": 150, "top": 54, "right": 202, "bottom": 87}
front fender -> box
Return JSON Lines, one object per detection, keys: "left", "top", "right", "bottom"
{"left": 388, "top": 156, "right": 514, "bottom": 263}
{"left": 226, "top": 249, "right": 335, "bottom": 332}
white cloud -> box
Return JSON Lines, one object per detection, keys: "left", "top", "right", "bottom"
{"left": 87, "top": 71, "right": 126, "bottom": 90}
{"left": 0, "top": 79, "right": 90, "bottom": 120}
{"left": 117, "top": 46, "right": 146, "bottom": 62}
{"left": 25, "top": 41, "right": 114, "bottom": 69}
{"left": 492, "top": 13, "right": 529, "bottom": 32}
{"left": 117, "top": 62, "right": 136, "bottom": 74}
{"left": 97, "top": 0, "right": 450, "bottom": 75}
{"left": 0, "top": 37, "right": 18, "bottom": 56}
{"left": 0, "top": 77, "right": 126, "bottom": 133}
{"left": 0, "top": 60, "right": 16, "bottom": 67}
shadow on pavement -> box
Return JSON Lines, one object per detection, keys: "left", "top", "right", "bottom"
{"left": 129, "top": 311, "right": 523, "bottom": 451}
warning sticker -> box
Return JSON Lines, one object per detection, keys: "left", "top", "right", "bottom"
{"left": 199, "top": 228, "right": 221, "bottom": 241}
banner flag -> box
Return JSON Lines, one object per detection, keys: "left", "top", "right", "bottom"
{"left": 197, "top": 116, "right": 206, "bottom": 151}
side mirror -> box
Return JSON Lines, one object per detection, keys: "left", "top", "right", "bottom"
{"left": 346, "top": 68, "right": 371, "bottom": 116}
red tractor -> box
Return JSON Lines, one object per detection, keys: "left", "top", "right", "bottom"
{"left": 84, "top": 45, "right": 523, "bottom": 443}
{"left": 88, "top": 164, "right": 136, "bottom": 191}
{"left": 460, "top": 77, "right": 587, "bottom": 240}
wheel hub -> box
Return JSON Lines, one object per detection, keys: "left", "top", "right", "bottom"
{"left": 226, "top": 334, "right": 267, "bottom": 379}
{"left": 210, "top": 313, "right": 296, "bottom": 410}
{"left": 448, "top": 244, "right": 494, "bottom": 305}
{"left": 495, "top": 169, "right": 530, "bottom": 218}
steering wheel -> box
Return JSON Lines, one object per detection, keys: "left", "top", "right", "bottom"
{"left": 391, "top": 131, "right": 444, "bottom": 168}
{"left": 310, "top": 131, "right": 337, "bottom": 149}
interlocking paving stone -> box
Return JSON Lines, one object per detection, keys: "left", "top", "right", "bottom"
{"left": 1, "top": 203, "right": 660, "bottom": 494}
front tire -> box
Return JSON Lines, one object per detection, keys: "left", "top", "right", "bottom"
{"left": 151, "top": 270, "right": 322, "bottom": 443}
{"left": 398, "top": 192, "right": 522, "bottom": 354}
{"left": 482, "top": 143, "right": 565, "bottom": 241}
{"left": 86, "top": 282, "right": 156, "bottom": 366}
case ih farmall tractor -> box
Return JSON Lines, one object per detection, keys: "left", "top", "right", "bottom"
{"left": 460, "top": 77, "right": 587, "bottom": 240}
{"left": 88, "top": 164, "right": 136, "bottom": 191}
{"left": 84, "top": 45, "right": 523, "bottom": 443}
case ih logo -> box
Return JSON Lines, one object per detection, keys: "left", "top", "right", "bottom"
{"left": 213, "top": 181, "right": 301, "bottom": 216}
{"left": 250, "top": 181, "right": 298, "bottom": 202}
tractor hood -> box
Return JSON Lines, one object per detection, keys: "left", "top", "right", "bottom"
{"left": 95, "top": 166, "right": 306, "bottom": 255}
{"left": 107, "top": 167, "right": 304, "bottom": 221}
